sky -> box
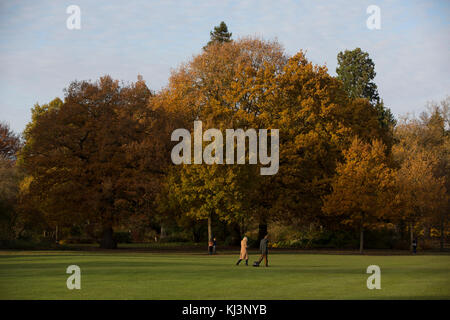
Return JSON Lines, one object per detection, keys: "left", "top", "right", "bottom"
{"left": 1, "top": 0, "right": 449, "bottom": 133}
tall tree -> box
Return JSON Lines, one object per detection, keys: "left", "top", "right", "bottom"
{"left": 252, "top": 51, "right": 388, "bottom": 231}
{"left": 394, "top": 97, "right": 449, "bottom": 250}
{"left": 0, "top": 123, "right": 22, "bottom": 241}
{"left": 393, "top": 147, "right": 447, "bottom": 252}
{"left": 323, "top": 138, "right": 396, "bottom": 253}
{"left": 336, "top": 48, "right": 395, "bottom": 147}
{"left": 336, "top": 48, "right": 379, "bottom": 104}
{"left": 20, "top": 76, "right": 170, "bottom": 248}
{"left": 0, "top": 122, "right": 21, "bottom": 161}
{"left": 161, "top": 38, "right": 286, "bottom": 242}
{"left": 166, "top": 42, "right": 389, "bottom": 238}
{"left": 205, "top": 21, "right": 232, "bottom": 48}
{"left": 0, "top": 158, "right": 21, "bottom": 240}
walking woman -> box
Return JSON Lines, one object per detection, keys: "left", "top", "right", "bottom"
{"left": 236, "top": 236, "right": 249, "bottom": 266}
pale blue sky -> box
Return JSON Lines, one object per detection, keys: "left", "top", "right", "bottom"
{"left": 1, "top": 0, "right": 449, "bottom": 133}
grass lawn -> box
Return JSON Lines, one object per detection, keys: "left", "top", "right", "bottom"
{"left": 0, "top": 251, "right": 449, "bottom": 299}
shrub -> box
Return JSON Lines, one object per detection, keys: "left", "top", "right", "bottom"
{"left": 114, "top": 232, "right": 132, "bottom": 243}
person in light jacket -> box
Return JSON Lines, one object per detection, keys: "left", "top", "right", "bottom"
{"left": 236, "top": 236, "right": 249, "bottom": 266}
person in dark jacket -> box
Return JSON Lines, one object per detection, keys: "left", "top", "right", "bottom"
{"left": 412, "top": 238, "right": 417, "bottom": 254}
{"left": 208, "top": 238, "right": 214, "bottom": 255}
{"left": 256, "top": 234, "right": 269, "bottom": 267}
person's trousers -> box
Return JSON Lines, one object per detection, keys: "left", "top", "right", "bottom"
{"left": 257, "top": 253, "right": 268, "bottom": 266}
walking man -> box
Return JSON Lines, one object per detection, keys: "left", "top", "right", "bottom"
{"left": 256, "top": 234, "right": 269, "bottom": 267}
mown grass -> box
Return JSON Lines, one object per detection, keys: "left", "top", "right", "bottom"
{"left": 0, "top": 251, "right": 449, "bottom": 299}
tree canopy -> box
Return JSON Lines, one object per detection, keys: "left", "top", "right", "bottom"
{"left": 205, "top": 21, "right": 232, "bottom": 48}
{"left": 2, "top": 33, "right": 447, "bottom": 252}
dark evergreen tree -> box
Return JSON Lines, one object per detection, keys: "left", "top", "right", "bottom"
{"left": 336, "top": 48, "right": 379, "bottom": 104}
{"left": 337, "top": 48, "right": 396, "bottom": 138}
{"left": 204, "top": 21, "right": 232, "bottom": 48}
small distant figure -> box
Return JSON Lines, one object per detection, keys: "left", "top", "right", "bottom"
{"left": 255, "top": 234, "right": 269, "bottom": 267}
{"left": 208, "top": 238, "right": 214, "bottom": 255}
{"left": 236, "top": 236, "right": 249, "bottom": 266}
{"left": 412, "top": 238, "right": 417, "bottom": 254}
{"left": 213, "top": 237, "right": 217, "bottom": 254}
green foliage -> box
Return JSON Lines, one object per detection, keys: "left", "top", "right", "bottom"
{"left": 114, "top": 232, "right": 132, "bottom": 244}
{"left": 205, "top": 21, "right": 232, "bottom": 48}
{"left": 0, "top": 158, "right": 22, "bottom": 241}
{"left": 0, "top": 121, "right": 22, "bottom": 161}
{"left": 336, "top": 48, "right": 379, "bottom": 104}
{"left": 336, "top": 48, "right": 396, "bottom": 146}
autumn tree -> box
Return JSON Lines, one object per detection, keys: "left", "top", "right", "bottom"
{"left": 0, "top": 151, "right": 22, "bottom": 241}
{"left": 0, "top": 123, "right": 23, "bottom": 241}
{"left": 160, "top": 38, "right": 287, "bottom": 243}
{"left": 247, "top": 50, "right": 389, "bottom": 232}
{"left": 0, "top": 122, "right": 21, "bottom": 161}
{"left": 323, "top": 137, "right": 396, "bottom": 253}
{"left": 166, "top": 164, "right": 259, "bottom": 243}
{"left": 394, "top": 97, "right": 449, "bottom": 250}
{"left": 163, "top": 40, "right": 391, "bottom": 241}
{"left": 0, "top": 123, "right": 40, "bottom": 243}
{"left": 20, "top": 76, "right": 170, "bottom": 248}
{"left": 394, "top": 147, "right": 447, "bottom": 252}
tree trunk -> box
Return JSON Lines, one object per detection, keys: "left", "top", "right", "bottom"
{"left": 100, "top": 226, "right": 117, "bottom": 249}
{"left": 256, "top": 222, "right": 268, "bottom": 249}
{"left": 258, "top": 220, "right": 268, "bottom": 241}
{"left": 160, "top": 225, "right": 166, "bottom": 240}
{"left": 240, "top": 222, "right": 245, "bottom": 240}
{"left": 424, "top": 224, "right": 431, "bottom": 239}
{"left": 423, "top": 224, "right": 430, "bottom": 249}
{"left": 207, "top": 214, "right": 212, "bottom": 243}
{"left": 359, "top": 213, "right": 364, "bottom": 254}
{"left": 440, "top": 217, "right": 445, "bottom": 252}
{"left": 410, "top": 221, "right": 414, "bottom": 253}
{"left": 359, "top": 225, "right": 364, "bottom": 254}
{"left": 192, "top": 223, "right": 201, "bottom": 242}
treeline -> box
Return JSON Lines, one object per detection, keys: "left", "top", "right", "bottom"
{"left": 0, "top": 23, "right": 448, "bottom": 251}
